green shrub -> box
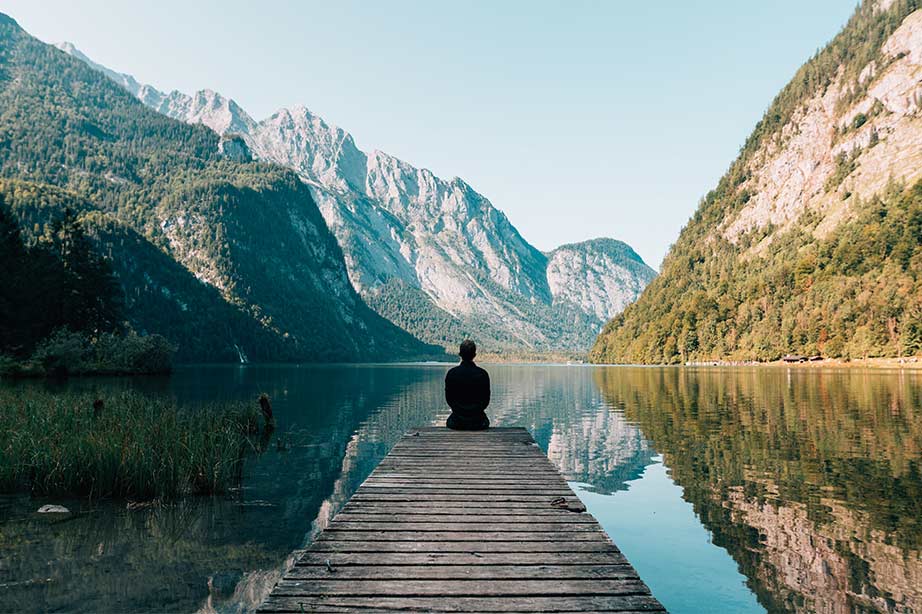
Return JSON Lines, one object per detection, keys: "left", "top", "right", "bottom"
{"left": 10, "top": 329, "right": 176, "bottom": 377}
{"left": 91, "top": 331, "right": 175, "bottom": 374}
{"left": 31, "top": 329, "right": 90, "bottom": 375}
{"left": 0, "top": 355, "right": 18, "bottom": 376}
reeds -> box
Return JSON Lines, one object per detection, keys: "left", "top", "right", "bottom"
{"left": 0, "top": 388, "right": 262, "bottom": 500}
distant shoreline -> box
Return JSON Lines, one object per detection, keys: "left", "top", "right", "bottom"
{"left": 581, "top": 357, "right": 922, "bottom": 369}
{"left": 682, "top": 357, "right": 922, "bottom": 370}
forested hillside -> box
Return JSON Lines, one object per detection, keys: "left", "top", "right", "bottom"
{"left": 592, "top": 1, "right": 922, "bottom": 364}
{"left": 0, "top": 13, "right": 438, "bottom": 362}
{"left": 59, "top": 43, "right": 658, "bottom": 353}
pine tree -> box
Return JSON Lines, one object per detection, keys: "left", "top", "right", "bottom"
{"left": 46, "top": 207, "right": 123, "bottom": 336}
{"left": 0, "top": 195, "right": 29, "bottom": 353}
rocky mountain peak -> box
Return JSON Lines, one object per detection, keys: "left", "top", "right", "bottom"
{"left": 255, "top": 105, "right": 367, "bottom": 192}
{"left": 548, "top": 239, "right": 656, "bottom": 323}
{"left": 59, "top": 42, "right": 656, "bottom": 351}
{"left": 55, "top": 41, "right": 146, "bottom": 99}
{"left": 719, "top": 7, "right": 922, "bottom": 248}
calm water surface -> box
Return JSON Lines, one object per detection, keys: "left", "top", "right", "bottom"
{"left": 1, "top": 364, "right": 921, "bottom": 613}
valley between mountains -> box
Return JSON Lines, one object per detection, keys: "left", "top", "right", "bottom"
{"left": 5, "top": 0, "right": 921, "bottom": 367}
{"left": 57, "top": 41, "right": 656, "bottom": 355}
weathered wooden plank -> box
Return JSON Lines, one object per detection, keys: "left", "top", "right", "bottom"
{"left": 272, "top": 578, "right": 649, "bottom": 596}
{"left": 360, "top": 480, "right": 568, "bottom": 488}
{"left": 364, "top": 476, "right": 568, "bottom": 484}
{"left": 374, "top": 463, "right": 561, "bottom": 469}
{"left": 390, "top": 441, "right": 538, "bottom": 445}
{"left": 373, "top": 467, "right": 564, "bottom": 475}
{"left": 390, "top": 440, "right": 537, "bottom": 447}
{"left": 362, "top": 480, "right": 570, "bottom": 488}
{"left": 332, "top": 512, "right": 595, "bottom": 522}
{"left": 357, "top": 487, "right": 574, "bottom": 495}
{"left": 374, "top": 466, "right": 556, "bottom": 470}
{"left": 362, "top": 482, "right": 570, "bottom": 489}
{"left": 367, "top": 473, "right": 565, "bottom": 479}
{"left": 349, "top": 494, "right": 584, "bottom": 503}
{"left": 258, "top": 427, "right": 664, "bottom": 613}
{"left": 285, "top": 564, "right": 637, "bottom": 580}
{"left": 370, "top": 471, "right": 563, "bottom": 475}
{"left": 259, "top": 595, "right": 666, "bottom": 612}
{"left": 386, "top": 451, "right": 543, "bottom": 457}
{"left": 374, "top": 457, "right": 554, "bottom": 466}
{"left": 329, "top": 520, "right": 599, "bottom": 530}
{"left": 350, "top": 491, "right": 580, "bottom": 498}
{"left": 377, "top": 461, "right": 553, "bottom": 466}
{"left": 367, "top": 476, "right": 567, "bottom": 482}
{"left": 389, "top": 440, "right": 537, "bottom": 445}
{"left": 392, "top": 449, "right": 540, "bottom": 452}
{"left": 307, "top": 541, "right": 620, "bottom": 553}
{"left": 341, "top": 501, "right": 587, "bottom": 511}
{"left": 382, "top": 442, "right": 543, "bottom": 457}
{"left": 296, "top": 552, "right": 630, "bottom": 566}
{"left": 388, "top": 443, "right": 541, "bottom": 447}
{"left": 339, "top": 510, "right": 586, "bottom": 519}
{"left": 373, "top": 457, "right": 547, "bottom": 462}
{"left": 318, "top": 530, "right": 609, "bottom": 541}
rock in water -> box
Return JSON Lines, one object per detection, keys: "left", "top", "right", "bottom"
{"left": 37, "top": 504, "right": 70, "bottom": 514}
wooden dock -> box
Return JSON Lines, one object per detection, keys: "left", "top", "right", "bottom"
{"left": 258, "top": 426, "right": 665, "bottom": 613}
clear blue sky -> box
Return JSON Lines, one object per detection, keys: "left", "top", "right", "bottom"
{"left": 1, "top": 0, "right": 856, "bottom": 268}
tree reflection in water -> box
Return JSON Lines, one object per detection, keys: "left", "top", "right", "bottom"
{"left": 0, "top": 365, "right": 655, "bottom": 614}
{"left": 9, "top": 365, "right": 914, "bottom": 613}
{"left": 595, "top": 366, "right": 922, "bottom": 614}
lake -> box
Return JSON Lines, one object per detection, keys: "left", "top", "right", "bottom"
{"left": 1, "top": 364, "right": 920, "bottom": 613}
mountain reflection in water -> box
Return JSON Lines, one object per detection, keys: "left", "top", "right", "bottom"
{"left": 595, "top": 367, "right": 922, "bottom": 614}
{"left": 1, "top": 365, "right": 919, "bottom": 614}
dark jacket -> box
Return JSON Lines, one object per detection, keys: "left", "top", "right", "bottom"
{"left": 445, "top": 360, "right": 490, "bottom": 429}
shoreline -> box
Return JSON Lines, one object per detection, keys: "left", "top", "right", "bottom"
{"left": 681, "top": 357, "right": 922, "bottom": 370}
{"left": 6, "top": 357, "right": 920, "bottom": 373}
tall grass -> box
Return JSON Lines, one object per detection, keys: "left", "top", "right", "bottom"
{"left": 0, "top": 388, "right": 262, "bottom": 500}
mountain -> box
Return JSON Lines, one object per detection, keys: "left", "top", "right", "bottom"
{"left": 57, "top": 44, "right": 657, "bottom": 351}
{"left": 592, "top": 0, "right": 922, "bottom": 364}
{"left": 546, "top": 239, "right": 654, "bottom": 323}
{"left": 0, "top": 13, "right": 439, "bottom": 362}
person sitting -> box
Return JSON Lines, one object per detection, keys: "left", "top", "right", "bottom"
{"left": 445, "top": 339, "right": 490, "bottom": 430}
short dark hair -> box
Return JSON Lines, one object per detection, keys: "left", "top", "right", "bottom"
{"left": 459, "top": 339, "right": 477, "bottom": 361}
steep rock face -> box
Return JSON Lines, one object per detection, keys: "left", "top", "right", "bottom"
{"left": 58, "top": 44, "right": 656, "bottom": 351}
{"left": 592, "top": 1, "right": 922, "bottom": 364}
{"left": 547, "top": 239, "right": 657, "bottom": 322}
{"left": 0, "top": 19, "right": 436, "bottom": 362}
{"left": 57, "top": 44, "right": 259, "bottom": 138}
{"left": 217, "top": 134, "right": 251, "bottom": 162}
{"left": 721, "top": 8, "right": 922, "bottom": 245}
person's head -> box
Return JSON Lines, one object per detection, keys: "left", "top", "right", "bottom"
{"left": 459, "top": 339, "right": 477, "bottom": 362}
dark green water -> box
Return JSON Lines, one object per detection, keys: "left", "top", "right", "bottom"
{"left": 1, "top": 364, "right": 921, "bottom": 613}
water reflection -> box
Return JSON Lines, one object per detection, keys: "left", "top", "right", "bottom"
{"left": 3, "top": 365, "right": 919, "bottom": 614}
{"left": 595, "top": 367, "right": 922, "bottom": 614}
{"left": 0, "top": 365, "right": 656, "bottom": 614}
